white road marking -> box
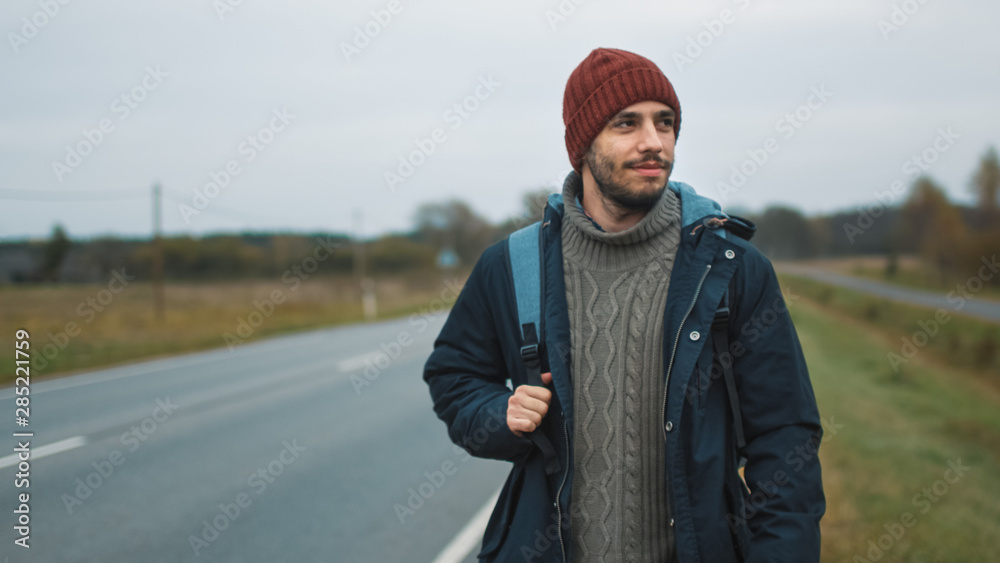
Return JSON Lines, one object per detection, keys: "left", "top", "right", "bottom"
{"left": 336, "top": 351, "right": 386, "bottom": 373}
{"left": 0, "top": 435, "right": 87, "bottom": 469}
{"left": 432, "top": 488, "right": 501, "bottom": 563}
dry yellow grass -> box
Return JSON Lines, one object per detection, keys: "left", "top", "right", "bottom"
{"left": 0, "top": 270, "right": 469, "bottom": 381}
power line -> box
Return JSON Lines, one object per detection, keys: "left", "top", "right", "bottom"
{"left": 0, "top": 188, "right": 147, "bottom": 201}
{"left": 0, "top": 187, "right": 279, "bottom": 224}
{"left": 3, "top": 186, "right": 352, "bottom": 230}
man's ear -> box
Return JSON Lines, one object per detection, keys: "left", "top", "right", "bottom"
{"left": 580, "top": 153, "right": 596, "bottom": 189}
{"left": 580, "top": 145, "right": 593, "bottom": 176}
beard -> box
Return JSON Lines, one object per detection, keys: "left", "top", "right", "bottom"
{"left": 584, "top": 146, "right": 672, "bottom": 212}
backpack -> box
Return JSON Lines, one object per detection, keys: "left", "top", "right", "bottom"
{"left": 506, "top": 205, "right": 755, "bottom": 475}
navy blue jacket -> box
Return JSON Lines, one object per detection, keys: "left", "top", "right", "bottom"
{"left": 423, "top": 179, "right": 825, "bottom": 562}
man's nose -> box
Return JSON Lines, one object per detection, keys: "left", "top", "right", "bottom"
{"left": 636, "top": 121, "right": 664, "bottom": 154}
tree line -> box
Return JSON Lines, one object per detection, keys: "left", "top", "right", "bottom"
{"left": 747, "top": 146, "right": 998, "bottom": 287}
{"left": 3, "top": 146, "right": 996, "bottom": 287}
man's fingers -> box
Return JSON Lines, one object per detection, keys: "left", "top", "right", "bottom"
{"left": 508, "top": 385, "right": 552, "bottom": 436}
{"left": 508, "top": 416, "right": 539, "bottom": 435}
{"left": 514, "top": 395, "right": 549, "bottom": 419}
{"left": 518, "top": 385, "right": 552, "bottom": 404}
{"left": 508, "top": 397, "right": 545, "bottom": 425}
{"left": 541, "top": 371, "right": 553, "bottom": 385}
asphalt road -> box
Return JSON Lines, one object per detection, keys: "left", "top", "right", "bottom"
{"left": 0, "top": 313, "right": 507, "bottom": 563}
{"left": 778, "top": 264, "right": 1000, "bottom": 324}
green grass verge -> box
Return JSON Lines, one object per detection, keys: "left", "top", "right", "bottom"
{"left": 783, "top": 284, "right": 1000, "bottom": 561}
{"left": 781, "top": 274, "right": 1000, "bottom": 379}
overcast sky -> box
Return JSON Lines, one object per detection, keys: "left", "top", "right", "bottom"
{"left": 2, "top": 0, "right": 998, "bottom": 240}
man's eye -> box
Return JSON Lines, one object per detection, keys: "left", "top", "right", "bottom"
{"left": 662, "top": 119, "right": 674, "bottom": 127}
{"left": 614, "top": 120, "right": 634, "bottom": 128}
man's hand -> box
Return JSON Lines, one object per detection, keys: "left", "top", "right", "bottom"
{"left": 507, "top": 371, "right": 553, "bottom": 437}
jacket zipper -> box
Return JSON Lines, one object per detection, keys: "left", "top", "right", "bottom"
{"left": 556, "top": 418, "right": 570, "bottom": 562}
{"left": 661, "top": 263, "right": 712, "bottom": 440}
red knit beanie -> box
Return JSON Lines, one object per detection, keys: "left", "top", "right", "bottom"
{"left": 563, "top": 47, "right": 681, "bottom": 173}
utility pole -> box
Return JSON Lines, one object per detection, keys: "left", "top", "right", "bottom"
{"left": 352, "top": 209, "right": 366, "bottom": 279}
{"left": 152, "top": 183, "right": 165, "bottom": 320}
{"left": 353, "top": 209, "right": 376, "bottom": 321}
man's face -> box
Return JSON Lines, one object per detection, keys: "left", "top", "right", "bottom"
{"left": 583, "top": 100, "right": 676, "bottom": 211}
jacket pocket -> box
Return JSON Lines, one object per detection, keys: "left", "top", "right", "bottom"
{"left": 478, "top": 463, "right": 526, "bottom": 559}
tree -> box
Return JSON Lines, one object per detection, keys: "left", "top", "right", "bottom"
{"left": 519, "top": 188, "right": 552, "bottom": 225}
{"left": 971, "top": 145, "right": 999, "bottom": 210}
{"left": 493, "top": 188, "right": 555, "bottom": 239}
{"left": 413, "top": 199, "right": 495, "bottom": 266}
{"left": 81, "top": 236, "right": 134, "bottom": 279}
{"left": 899, "top": 176, "right": 950, "bottom": 249}
{"left": 970, "top": 145, "right": 999, "bottom": 227}
{"left": 751, "top": 206, "right": 814, "bottom": 260}
{"left": 38, "top": 224, "right": 71, "bottom": 282}
{"left": 900, "top": 176, "right": 966, "bottom": 282}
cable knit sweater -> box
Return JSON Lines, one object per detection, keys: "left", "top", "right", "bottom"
{"left": 561, "top": 172, "right": 682, "bottom": 563}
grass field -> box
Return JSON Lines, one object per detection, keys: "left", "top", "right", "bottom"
{"left": 781, "top": 278, "right": 1000, "bottom": 562}
{"left": 781, "top": 273, "right": 999, "bottom": 378}
{"left": 0, "top": 270, "right": 469, "bottom": 383}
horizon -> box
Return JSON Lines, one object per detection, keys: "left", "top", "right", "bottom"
{"left": 0, "top": 181, "right": 976, "bottom": 245}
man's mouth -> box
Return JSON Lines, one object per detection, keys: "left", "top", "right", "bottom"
{"left": 631, "top": 162, "right": 664, "bottom": 176}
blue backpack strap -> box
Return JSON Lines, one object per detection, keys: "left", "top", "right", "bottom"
{"left": 509, "top": 222, "right": 543, "bottom": 349}
{"left": 508, "top": 221, "right": 560, "bottom": 475}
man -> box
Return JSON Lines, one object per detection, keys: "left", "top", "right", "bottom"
{"left": 423, "top": 47, "right": 824, "bottom": 562}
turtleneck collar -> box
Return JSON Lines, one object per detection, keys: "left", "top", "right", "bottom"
{"left": 560, "top": 170, "right": 682, "bottom": 271}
